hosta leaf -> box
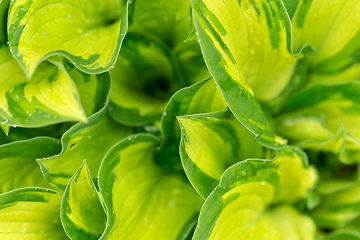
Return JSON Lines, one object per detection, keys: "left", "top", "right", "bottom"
{"left": 311, "top": 181, "right": 360, "bottom": 228}
{"left": 0, "top": 137, "right": 60, "bottom": 193}
{"left": 0, "top": 187, "right": 67, "bottom": 239}
{"left": 38, "top": 105, "right": 134, "bottom": 190}
{"left": 8, "top": 0, "right": 129, "bottom": 77}
{"left": 0, "top": 0, "right": 9, "bottom": 44}
{"left": 0, "top": 122, "right": 72, "bottom": 145}
{"left": 0, "top": 124, "right": 9, "bottom": 136}
{"left": 57, "top": 58, "right": 111, "bottom": 117}
{"left": 129, "top": 0, "right": 193, "bottom": 49}
{"left": 98, "top": 133, "right": 203, "bottom": 240}
{"left": 192, "top": 151, "right": 316, "bottom": 240}
{"left": 157, "top": 77, "right": 227, "bottom": 172}
{"left": 282, "top": 0, "right": 300, "bottom": 18}
{"left": 308, "top": 64, "right": 360, "bottom": 85}
{"left": 0, "top": 45, "right": 88, "bottom": 127}
{"left": 178, "top": 110, "right": 275, "bottom": 198}
{"left": 292, "top": 0, "right": 360, "bottom": 77}
{"left": 275, "top": 82, "right": 360, "bottom": 164}
{"left": 192, "top": 0, "right": 298, "bottom": 148}
{"left": 325, "top": 229, "right": 360, "bottom": 240}
{"left": 61, "top": 162, "right": 106, "bottom": 240}
{"left": 109, "top": 33, "right": 180, "bottom": 126}
{"left": 129, "top": 0, "right": 208, "bottom": 86}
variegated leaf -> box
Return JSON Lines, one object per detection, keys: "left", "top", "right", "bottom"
{"left": 98, "top": 133, "right": 203, "bottom": 240}
{"left": 192, "top": 0, "right": 299, "bottom": 148}
{"left": 61, "top": 162, "right": 106, "bottom": 240}
{"left": 38, "top": 105, "right": 134, "bottom": 190}
{"left": 0, "top": 188, "right": 67, "bottom": 239}
{"left": 8, "top": 0, "right": 129, "bottom": 77}
{"left": 178, "top": 110, "right": 275, "bottom": 198}
{"left": 192, "top": 147, "right": 317, "bottom": 240}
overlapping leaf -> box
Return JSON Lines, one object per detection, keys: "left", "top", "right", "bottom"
{"left": 156, "top": 77, "right": 227, "bottom": 172}
{"left": 61, "top": 162, "right": 106, "bottom": 240}
{"left": 311, "top": 181, "right": 360, "bottom": 228}
{"left": 192, "top": 147, "right": 317, "bottom": 240}
{"left": 292, "top": 0, "right": 360, "bottom": 81}
{"left": 0, "top": 137, "right": 60, "bottom": 193}
{"left": 38, "top": 105, "right": 134, "bottom": 190}
{"left": 109, "top": 33, "right": 180, "bottom": 126}
{"left": 0, "top": 188, "right": 67, "bottom": 239}
{"left": 8, "top": 0, "right": 129, "bottom": 77}
{"left": 0, "top": 45, "right": 88, "bottom": 127}
{"left": 275, "top": 82, "right": 360, "bottom": 164}
{"left": 192, "top": 0, "right": 299, "bottom": 148}
{"left": 178, "top": 110, "right": 275, "bottom": 198}
{"left": 129, "top": 0, "right": 208, "bottom": 84}
{"left": 98, "top": 134, "right": 203, "bottom": 240}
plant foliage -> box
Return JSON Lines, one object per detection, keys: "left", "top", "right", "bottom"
{"left": 0, "top": 0, "right": 360, "bottom": 239}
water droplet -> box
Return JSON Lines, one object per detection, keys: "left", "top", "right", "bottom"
{"left": 15, "top": 95, "right": 19, "bottom": 99}
{"left": 42, "top": 32, "right": 46, "bottom": 35}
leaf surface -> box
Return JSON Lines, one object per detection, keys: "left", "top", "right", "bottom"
{"left": 38, "top": 105, "right": 134, "bottom": 190}
{"left": 0, "top": 188, "right": 67, "bottom": 239}
{"left": 292, "top": 0, "right": 360, "bottom": 77}
{"left": 61, "top": 162, "right": 106, "bottom": 240}
{"left": 0, "top": 137, "right": 60, "bottom": 193}
{"left": 8, "top": 0, "right": 129, "bottom": 77}
{"left": 98, "top": 134, "right": 203, "bottom": 240}
{"left": 0, "top": 45, "right": 87, "bottom": 127}
{"left": 192, "top": 0, "right": 298, "bottom": 148}
{"left": 109, "top": 33, "right": 179, "bottom": 126}
{"left": 192, "top": 147, "right": 316, "bottom": 240}
{"left": 157, "top": 77, "right": 227, "bottom": 172}
{"left": 275, "top": 82, "right": 360, "bottom": 164}
{"left": 178, "top": 110, "right": 275, "bottom": 198}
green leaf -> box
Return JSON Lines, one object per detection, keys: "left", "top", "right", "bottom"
{"left": 129, "top": 0, "right": 209, "bottom": 85}
{"left": 0, "top": 122, "right": 72, "bottom": 145}
{"left": 0, "top": 137, "right": 60, "bottom": 194}
{"left": 192, "top": 148, "right": 316, "bottom": 240}
{"left": 8, "top": 0, "right": 129, "bottom": 77}
{"left": 311, "top": 181, "right": 360, "bottom": 228}
{"left": 292, "top": 0, "right": 360, "bottom": 76}
{"left": 0, "top": 187, "right": 67, "bottom": 239}
{"left": 129, "top": 0, "right": 193, "bottom": 49}
{"left": 38, "top": 105, "right": 134, "bottom": 191}
{"left": 0, "top": 45, "right": 88, "bottom": 127}
{"left": 282, "top": 0, "right": 300, "bottom": 18}
{"left": 275, "top": 82, "right": 360, "bottom": 164}
{"left": 57, "top": 58, "right": 111, "bottom": 117}
{"left": 156, "top": 77, "right": 227, "bottom": 172}
{"left": 192, "top": 0, "right": 298, "bottom": 148}
{"left": 109, "top": 33, "right": 180, "bottom": 126}
{"left": 61, "top": 162, "right": 106, "bottom": 240}
{"left": 178, "top": 110, "right": 275, "bottom": 198}
{"left": 0, "top": 0, "right": 9, "bottom": 44}
{"left": 325, "top": 229, "right": 360, "bottom": 240}
{"left": 0, "top": 124, "right": 9, "bottom": 136}
{"left": 98, "top": 133, "right": 203, "bottom": 240}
